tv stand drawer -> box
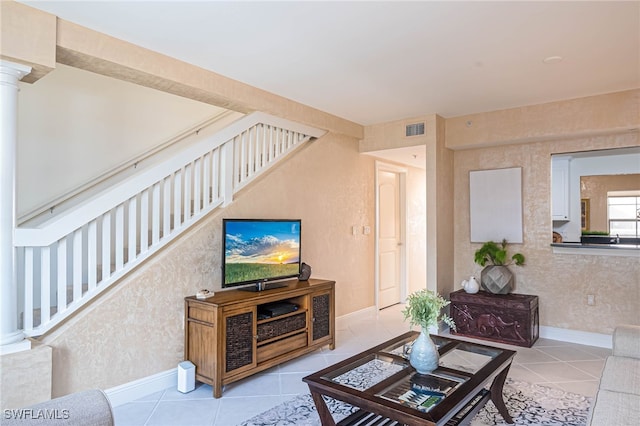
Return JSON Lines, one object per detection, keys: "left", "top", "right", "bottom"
{"left": 257, "top": 331, "right": 308, "bottom": 363}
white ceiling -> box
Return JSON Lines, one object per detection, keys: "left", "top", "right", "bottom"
{"left": 21, "top": 1, "right": 640, "bottom": 127}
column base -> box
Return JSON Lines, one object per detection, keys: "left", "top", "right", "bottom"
{"left": 0, "top": 338, "right": 31, "bottom": 355}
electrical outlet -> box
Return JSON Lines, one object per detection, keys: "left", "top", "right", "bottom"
{"left": 587, "top": 294, "right": 595, "bottom": 306}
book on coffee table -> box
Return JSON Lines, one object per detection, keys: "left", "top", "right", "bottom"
{"left": 397, "top": 388, "right": 445, "bottom": 412}
{"left": 376, "top": 371, "right": 466, "bottom": 413}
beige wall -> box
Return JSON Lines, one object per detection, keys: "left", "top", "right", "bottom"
{"left": 453, "top": 131, "right": 640, "bottom": 335}
{"left": 362, "top": 114, "right": 454, "bottom": 297}
{"left": 17, "top": 64, "right": 231, "bottom": 216}
{"left": 361, "top": 115, "right": 435, "bottom": 153}
{"left": 42, "top": 132, "right": 376, "bottom": 396}
{"left": 446, "top": 90, "right": 640, "bottom": 149}
{"left": 406, "top": 166, "right": 427, "bottom": 295}
{"left": 422, "top": 115, "right": 455, "bottom": 296}
{"left": 361, "top": 113, "right": 450, "bottom": 298}
{"left": 581, "top": 174, "right": 640, "bottom": 232}
{"left": 0, "top": 1, "right": 56, "bottom": 82}
{"left": 0, "top": 340, "right": 51, "bottom": 409}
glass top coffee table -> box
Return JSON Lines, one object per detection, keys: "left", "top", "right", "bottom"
{"left": 303, "top": 331, "right": 516, "bottom": 426}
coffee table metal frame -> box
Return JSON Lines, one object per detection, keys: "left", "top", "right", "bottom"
{"left": 303, "top": 331, "right": 516, "bottom": 426}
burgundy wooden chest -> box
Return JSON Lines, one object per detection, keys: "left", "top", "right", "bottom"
{"left": 450, "top": 289, "right": 539, "bottom": 347}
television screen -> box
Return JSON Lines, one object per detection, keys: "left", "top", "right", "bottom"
{"left": 223, "top": 219, "right": 301, "bottom": 288}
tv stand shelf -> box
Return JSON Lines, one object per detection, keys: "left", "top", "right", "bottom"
{"left": 257, "top": 308, "right": 306, "bottom": 324}
{"left": 184, "top": 278, "right": 335, "bottom": 398}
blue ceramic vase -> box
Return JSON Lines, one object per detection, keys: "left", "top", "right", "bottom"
{"left": 409, "top": 328, "right": 439, "bottom": 374}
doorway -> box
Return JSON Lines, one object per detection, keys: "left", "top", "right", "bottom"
{"left": 375, "top": 162, "right": 407, "bottom": 310}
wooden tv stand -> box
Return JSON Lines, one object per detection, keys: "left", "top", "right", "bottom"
{"left": 184, "top": 278, "right": 335, "bottom": 397}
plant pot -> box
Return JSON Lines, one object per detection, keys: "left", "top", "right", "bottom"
{"left": 480, "top": 265, "right": 514, "bottom": 294}
{"left": 409, "top": 328, "right": 439, "bottom": 374}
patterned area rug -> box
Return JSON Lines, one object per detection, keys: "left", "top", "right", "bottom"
{"left": 237, "top": 379, "right": 592, "bottom": 426}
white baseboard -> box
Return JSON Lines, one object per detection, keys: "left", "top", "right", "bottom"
{"left": 539, "top": 325, "right": 612, "bottom": 349}
{"left": 105, "top": 368, "right": 177, "bottom": 407}
{"left": 335, "top": 305, "right": 377, "bottom": 323}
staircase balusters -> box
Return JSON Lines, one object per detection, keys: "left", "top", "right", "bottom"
{"left": 115, "top": 204, "right": 125, "bottom": 270}
{"left": 101, "top": 212, "right": 112, "bottom": 282}
{"left": 40, "top": 246, "right": 51, "bottom": 326}
{"left": 140, "top": 189, "right": 150, "bottom": 254}
{"left": 151, "top": 183, "right": 161, "bottom": 246}
{"left": 88, "top": 220, "right": 98, "bottom": 288}
{"left": 173, "top": 170, "right": 183, "bottom": 229}
{"left": 72, "top": 228, "right": 83, "bottom": 301}
{"left": 24, "top": 248, "right": 34, "bottom": 330}
{"left": 56, "top": 237, "right": 67, "bottom": 316}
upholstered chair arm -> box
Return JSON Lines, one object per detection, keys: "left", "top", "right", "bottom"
{"left": 612, "top": 324, "right": 640, "bottom": 359}
{"left": 2, "top": 389, "right": 114, "bottom": 426}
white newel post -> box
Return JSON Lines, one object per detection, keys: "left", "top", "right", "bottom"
{"left": 0, "top": 60, "right": 31, "bottom": 354}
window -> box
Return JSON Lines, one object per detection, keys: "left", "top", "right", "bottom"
{"left": 608, "top": 194, "right": 640, "bottom": 237}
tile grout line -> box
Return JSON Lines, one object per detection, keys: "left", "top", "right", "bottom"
{"left": 510, "top": 362, "right": 552, "bottom": 384}
{"left": 142, "top": 389, "right": 166, "bottom": 426}
{"left": 210, "top": 395, "right": 222, "bottom": 426}
{"left": 564, "top": 360, "right": 604, "bottom": 380}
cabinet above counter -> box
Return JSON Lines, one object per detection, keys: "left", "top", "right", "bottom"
{"left": 551, "top": 157, "right": 570, "bottom": 221}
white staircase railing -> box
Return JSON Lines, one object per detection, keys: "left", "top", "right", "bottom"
{"left": 14, "top": 112, "right": 325, "bottom": 337}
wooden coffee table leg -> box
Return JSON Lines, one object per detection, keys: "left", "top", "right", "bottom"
{"left": 490, "top": 363, "right": 514, "bottom": 424}
{"left": 310, "top": 390, "right": 336, "bottom": 426}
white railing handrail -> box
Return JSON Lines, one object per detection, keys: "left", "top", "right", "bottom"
{"left": 15, "top": 112, "right": 325, "bottom": 247}
{"left": 17, "top": 110, "right": 240, "bottom": 225}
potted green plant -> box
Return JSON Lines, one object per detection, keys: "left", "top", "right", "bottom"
{"left": 581, "top": 230, "right": 616, "bottom": 245}
{"left": 474, "top": 239, "right": 525, "bottom": 294}
{"left": 402, "top": 289, "right": 455, "bottom": 374}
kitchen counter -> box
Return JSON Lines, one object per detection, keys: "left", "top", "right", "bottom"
{"left": 551, "top": 242, "right": 640, "bottom": 256}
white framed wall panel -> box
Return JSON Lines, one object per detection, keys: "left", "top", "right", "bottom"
{"left": 469, "top": 167, "right": 523, "bottom": 243}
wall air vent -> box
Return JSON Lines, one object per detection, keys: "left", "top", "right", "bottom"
{"left": 405, "top": 122, "right": 425, "bottom": 137}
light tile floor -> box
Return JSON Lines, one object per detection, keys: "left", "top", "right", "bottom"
{"left": 112, "top": 304, "right": 610, "bottom": 425}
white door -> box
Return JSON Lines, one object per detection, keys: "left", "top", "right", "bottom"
{"left": 377, "top": 169, "right": 403, "bottom": 309}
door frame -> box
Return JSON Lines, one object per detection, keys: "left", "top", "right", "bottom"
{"left": 374, "top": 161, "right": 408, "bottom": 310}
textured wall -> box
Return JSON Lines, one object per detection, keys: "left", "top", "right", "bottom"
{"left": 0, "top": 341, "right": 52, "bottom": 409}
{"left": 0, "top": 1, "right": 56, "bottom": 82}
{"left": 434, "top": 115, "right": 455, "bottom": 296}
{"left": 407, "top": 166, "right": 427, "bottom": 295}
{"left": 361, "top": 113, "right": 443, "bottom": 296}
{"left": 446, "top": 90, "right": 640, "bottom": 149}
{"left": 42, "top": 132, "right": 377, "bottom": 397}
{"left": 581, "top": 174, "right": 640, "bottom": 231}
{"left": 360, "top": 115, "right": 438, "bottom": 152}
{"left": 454, "top": 132, "right": 640, "bottom": 334}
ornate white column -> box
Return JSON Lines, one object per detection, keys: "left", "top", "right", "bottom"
{"left": 1, "top": 60, "right": 31, "bottom": 354}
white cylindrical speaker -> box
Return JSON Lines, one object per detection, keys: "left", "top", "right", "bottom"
{"left": 177, "top": 361, "right": 195, "bottom": 393}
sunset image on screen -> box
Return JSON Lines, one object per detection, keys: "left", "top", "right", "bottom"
{"left": 224, "top": 221, "right": 300, "bottom": 284}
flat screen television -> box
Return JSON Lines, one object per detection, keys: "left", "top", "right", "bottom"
{"left": 222, "top": 219, "right": 301, "bottom": 291}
